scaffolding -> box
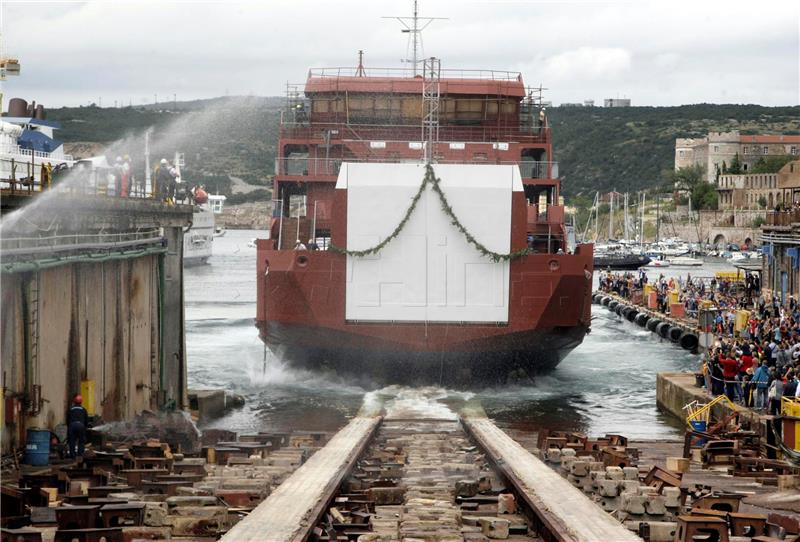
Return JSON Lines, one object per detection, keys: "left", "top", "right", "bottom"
{"left": 422, "top": 57, "right": 441, "bottom": 164}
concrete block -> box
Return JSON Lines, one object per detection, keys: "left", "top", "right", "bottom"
{"left": 166, "top": 496, "right": 218, "bottom": 507}
{"left": 570, "top": 460, "right": 589, "bottom": 477}
{"left": 171, "top": 505, "right": 228, "bottom": 519}
{"left": 663, "top": 487, "right": 681, "bottom": 508}
{"left": 621, "top": 494, "right": 647, "bottom": 515}
{"left": 645, "top": 496, "right": 667, "bottom": 516}
{"left": 624, "top": 521, "right": 678, "bottom": 542}
{"left": 590, "top": 470, "right": 607, "bottom": 483}
{"left": 623, "top": 467, "right": 639, "bottom": 481}
{"left": 560, "top": 456, "right": 576, "bottom": 471}
{"left": 121, "top": 526, "right": 171, "bottom": 541}
{"left": 478, "top": 476, "right": 492, "bottom": 493}
{"left": 589, "top": 461, "right": 605, "bottom": 472}
{"left": 598, "top": 496, "right": 619, "bottom": 512}
{"left": 561, "top": 448, "right": 576, "bottom": 458}
{"left": 619, "top": 480, "right": 639, "bottom": 495}
{"left": 639, "top": 486, "right": 658, "bottom": 497}
{"left": 497, "top": 493, "right": 515, "bottom": 515}
{"left": 143, "top": 503, "right": 168, "bottom": 527}
{"left": 606, "top": 466, "right": 624, "bottom": 481}
{"left": 479, "top": 518, "right": 509, "bottom": 540}
{"left": 169, "top": 515, "right": 222, "bottom": 536}
{"left": 599, "top": 480, "right": 620, "bottom": 497}
{"left": 666, "top": 457, "right": 690, "bottom": 473}
{"left": 544, "top": 448, "right": 562, "bottom": 463}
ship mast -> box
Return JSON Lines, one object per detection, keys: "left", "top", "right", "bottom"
{"left": 383, "top": 0, "right": 446, "bottom": 76}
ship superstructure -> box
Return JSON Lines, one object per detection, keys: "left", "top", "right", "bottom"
{"left": 256, "top": 58, "right": 593, "bottom": 385}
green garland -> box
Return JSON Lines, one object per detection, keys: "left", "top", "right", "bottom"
{"left": 329, "top": 164, "right": 531, "bottom": 262}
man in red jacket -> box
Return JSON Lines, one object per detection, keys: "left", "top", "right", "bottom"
{"left": 720, "top": 353, "right": 739, "bottom": 402}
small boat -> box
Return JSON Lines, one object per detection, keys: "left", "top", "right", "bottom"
{"left": 668, "top": 256, "right": 703, "bottom": 267}
{"left": 594, "top": 252, "right": 651, "bottom": 270}
{"left": 646, "top": 259, "right": 670, "bottom": 268}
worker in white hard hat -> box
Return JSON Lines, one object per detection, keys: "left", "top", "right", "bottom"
{"left": 294, "top": 239, "right": 307, "bottom": 250}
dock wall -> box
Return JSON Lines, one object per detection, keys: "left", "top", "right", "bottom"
{"left": 0, "top": 193, "right": 192, "bottom": 454}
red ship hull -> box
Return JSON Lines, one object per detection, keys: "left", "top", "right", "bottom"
{"left": 256, "top": 241, "right": 593, "bottom": 387}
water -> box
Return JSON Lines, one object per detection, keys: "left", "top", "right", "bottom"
{"left": 186, "top": 230, "right": 703, "bottom": 439}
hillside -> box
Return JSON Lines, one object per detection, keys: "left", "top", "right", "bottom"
{"left": 37, "top": 100, "right": 800, "bottom": 200}
{"left": 549, "top": 104, "right": 800, "bottom": 196}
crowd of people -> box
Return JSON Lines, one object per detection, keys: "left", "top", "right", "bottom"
{"left": 598, "top": 269, "right": 800, "bottom": 413}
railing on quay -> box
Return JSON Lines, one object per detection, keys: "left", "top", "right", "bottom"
{"left": 1, "top": 228, "right": 165, "bottom": 256}
{"left": 279, "top": 122, "right": 550, "bottom": 145}
{"left": 307, "top": 66, "right": 523, "bottom": 81}
{"left": 766, "top": 209, "right": 800, "bottom": 226}
{"left": 1, "top": 156, "right": 159, "bottom": 199}
{"left": 275, "top": 156, "right": 558, "bottom": 180}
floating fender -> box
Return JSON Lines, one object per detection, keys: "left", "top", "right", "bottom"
{"left": 625, "top": 308, "right": 638, "bottom": 322}
{"left": 646, "top": 318, "right": 661, "bottom": 332}
{"left": 615, "top": 303, "right": 625, "bottom": 315}
{"left": 635, "top": 313, "right": 650, "bottom": 327}
{"left": 592, "top": 294, "right": 599, "bottom": 304}
{"left": 656, "top": 322, "right": 671, "bottom": 338}
{"left": 668, "top": 326, "right": 683, "bottom": 343}
{"left": 608, "top": 300, "right": 619, "bottom": 310}
{"left": 679, "top": 331, "right": 700, "bottom": 351}
{"left": 601, "top": 297, "right": 611, "bottom": 306}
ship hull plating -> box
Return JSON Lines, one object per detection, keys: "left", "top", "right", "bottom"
{"left": 258, "top": 320, "right": 587, "bottom": 387}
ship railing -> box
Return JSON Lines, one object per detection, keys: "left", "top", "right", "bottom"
{"left": 275, "top": 157, "right": 558, "bottom": 179}
{"left": 1, "top": 143, "right": 74, "bottom": 163}
{"left": 279, "top": 122, "right": 550, "bottom": 143}
{"left": 1, "top": 228, "right": 164, "bottom": 256}
{"left": 308, "top": 67, "right": 522, "bottom": 81}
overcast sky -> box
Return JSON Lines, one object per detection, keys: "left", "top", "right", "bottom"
{"left": 2, "top": 0, "right": 799, "bottom": 108}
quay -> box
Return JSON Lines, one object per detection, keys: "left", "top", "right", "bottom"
{"left": 1, "top": 188, "right": 193, "bottom": 454}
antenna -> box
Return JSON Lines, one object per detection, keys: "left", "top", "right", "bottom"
{"left": 382, "top": 0, "right": 446, "bottom": 76}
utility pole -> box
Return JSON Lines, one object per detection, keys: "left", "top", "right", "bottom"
{"left": 383, "top": 0, "right": 446, "bottom": 76}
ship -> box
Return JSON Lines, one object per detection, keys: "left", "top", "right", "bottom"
{"left": 255, "top": 47, "right": 593, "bottom": 386}
{"left": 169, "top": 152, "right": 227, "bottom": 266}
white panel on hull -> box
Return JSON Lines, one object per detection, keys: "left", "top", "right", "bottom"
{"left": 340, "top": 162, "right": 521, "bottom": 323}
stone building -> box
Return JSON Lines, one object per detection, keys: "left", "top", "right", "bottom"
{"left": 717, "top": 160, "right": 800, "bottom": 210}
{"left": 675, "top": 131, "right": 800, "bottom": 183}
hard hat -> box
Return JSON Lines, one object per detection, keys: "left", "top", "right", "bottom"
{"left": 160, "top": 158, "right": 168, "bottom": 165}
{"left": 123, "top": 155, "right": 130, "bottom": 161}
{"left": 74, "top": 394, "right": 83, "bottom": 405}
{"left": 115, "top": 156, "right": 122, "bottom": 162}
{"left": 295, "top": 239, "right": 301, "bottom": 244}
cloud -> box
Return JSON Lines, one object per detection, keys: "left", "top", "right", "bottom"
{"left": 2, "top": 0, "right": 798, "bottom": 106}
{"left": 543, "top": 47, "right": 632, "bottom": 81}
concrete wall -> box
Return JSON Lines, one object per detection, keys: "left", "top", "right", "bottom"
{"left": 0, "top": 254, "right": 167, "bottom": 453}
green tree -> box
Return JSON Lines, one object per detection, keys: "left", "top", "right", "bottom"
{"left": 729, "top": 153, "right": 742, "bottom": 174}
{"left": 751, "top": 155, "right": 794, "bottom": 174}
{"left": 758, "top": 195, "right": 768, "bottom": 208}
{"left": 691, "top": 182, "right": 718, "bottom": 210}
{"left": 667, "top": 164, "right": 706, "bottom": 192}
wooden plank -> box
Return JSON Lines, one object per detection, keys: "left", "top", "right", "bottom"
{"left": 220, "top": 416, "right": 381, "bottom": 542}
{"left": 464, "top": 417, "right": 640, "bottom": 542}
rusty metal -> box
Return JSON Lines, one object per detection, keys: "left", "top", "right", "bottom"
{"left": 0, "top": 528, "right": 43, "bottom": 542}
{"left": 99, "top": 503, "right": 145, "bottom": 527}
{"left": 55, "top": 505, "right": 100, "bottom": 530}
{"left": 53, "top": 527, "right": 123, "bottom": 542}
{"left": 691, "top": 494, "right": 743, "bottom": 514}
{"left": 729, "top": 511, "right": 767, "bottom": 536}
{"left": 674, "top": 515, "right": 730, "bottom": 542}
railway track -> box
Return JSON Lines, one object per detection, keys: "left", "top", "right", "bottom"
{"left": 222, "top": 411, "right": 638, "bottom": 542}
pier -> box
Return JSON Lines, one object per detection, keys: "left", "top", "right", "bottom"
{"left": 0, "top": 190, "right": 193, "bottom": 454}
